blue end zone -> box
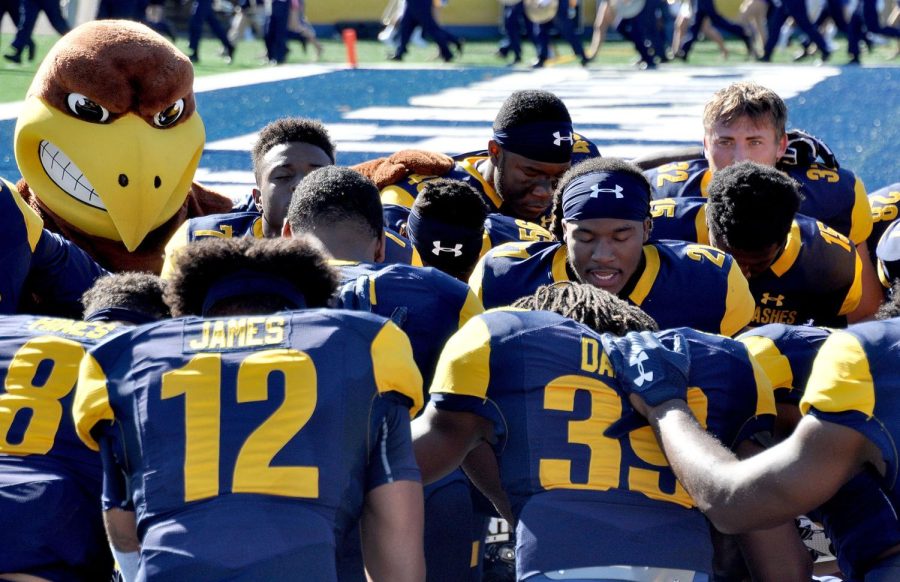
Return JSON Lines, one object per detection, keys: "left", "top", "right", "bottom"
{"left": 0, "top": 66, "right": 897, "bottom": 190}
{"left": 784, "top": 68, "right": 900, "bottom": 191}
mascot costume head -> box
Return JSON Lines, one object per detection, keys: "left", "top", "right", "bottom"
{"left": 14, "top": 20, "right": 232, "bottom": 272}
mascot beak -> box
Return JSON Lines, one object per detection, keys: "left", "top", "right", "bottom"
{"left": 15, "top": 97, "right": 205, "bottom": 251}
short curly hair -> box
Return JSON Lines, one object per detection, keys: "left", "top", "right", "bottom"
{"left": 549, "top": 157, "right": 651, "bottom": 240}
{"left": 703, "top": 82, "right": 788, "bottom": 139}
{"left": 251, "top": 117, "right": 336, "bottom": 181}
{"left": 412, "top": 178, "right": 489, "bottom": 230}
{"left": 164, "top": 237, "right": 338, "bottom": 317}
{"left": 707, "top": 161, "right": 800, "bottom": 251}
{"left": 81, "top": 272, "right": 170, "bottom": 322}
{"left": 493, "top": 90, "right": 571, "bottom": 132}
{"left": 286, "top": 166, "right": 384, "bottom": 240}
{"left": 512, "top": 282, "right": 658, "bottom": 335}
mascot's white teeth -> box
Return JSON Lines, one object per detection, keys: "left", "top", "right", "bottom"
{"left": 39, "top": 140, "right": 106, "bottom": 210}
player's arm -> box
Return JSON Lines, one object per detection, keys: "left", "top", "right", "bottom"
{"left": 412, "top": 403, "right": 495, "bottom": 485}
{"left": 28, "top": 229, "right": 108, "bottom": 315}
{"left": 639, "top": 399, "right": 870, "bottom": 533}
{"left": 729, "top": 440, "right": 812, "bottom": 582}
{"left": 361, "top": 480, "right": 425, "bottom": 582}
{"left": 461, "top": 441, "right": 515, "bottom": 525}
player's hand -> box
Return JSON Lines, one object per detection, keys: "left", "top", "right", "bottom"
{"left": 600, "top": 330, "right": 691, "bottom": 407}
{"left": 779, "top": 129, "right": 839, "bottom": 170}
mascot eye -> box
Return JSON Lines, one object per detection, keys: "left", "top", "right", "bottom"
{"left": 153, "top": 99, "right": 185, "bottom": 128}
{"left": 66, "top": 93, "right": 110, "bottom": 123}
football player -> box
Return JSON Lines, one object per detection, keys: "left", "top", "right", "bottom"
{"left": 867, "top": 182, "right": 899, "bottom": 265}
{"left": 641, "top": 82, "right": 881, "bottom": 320}
{"left": 162, "top": 117, "right": 420, "bottom": 276}
{"left": 379, "top": 89, "right": 599, "bottom": 231}
{"left": 650, "top": 162, "right": 864, "bottom": 327}
{"left": 73, "top": 237, "right": 425, "bottom": 581}
{"left": 412, "top": 282, "right": 808, "bottom": 581}
{"left": 0, "top": 272, "right": 167, "bottom": 581}
{"left": 0, "top": 178, "right": 108, "bottom": 317}
{"left": 470, "top": 157, "right": 755, "bottom": 336}
{"left": 608, "top": 291, "right": 900, "bottom": 580}
{"left": 402, "top": 178, "right": 554, "bottom": 282}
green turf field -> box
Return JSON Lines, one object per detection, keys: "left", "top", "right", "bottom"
{"left": 1, "top": 33, "right": 898, "bottom": 103}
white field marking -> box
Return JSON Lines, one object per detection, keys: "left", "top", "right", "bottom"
{"left": 195, "top": 64, "right": 839, "bottom": 190}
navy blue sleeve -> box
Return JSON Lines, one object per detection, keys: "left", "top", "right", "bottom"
{"left": 27, "top": 229, "right": 108, "bottom": 316}
{"left": 366, "top": 393, "right": 421, "bottom": 492}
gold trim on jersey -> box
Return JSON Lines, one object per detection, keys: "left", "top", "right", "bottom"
{"left": 430, "top": 316, "right": 492, "bottom": 400}
{"left": 73, "top": 353, "right": 115, "bottom": 451}
{"left": 769, "top": 222, "right": 802, "bottom": 277}
{"left": 838, "top": 253, "right": 864, "bottom": 316}
{"left": 458, "top": 290, "right": 485, "bottom": 330}
{"left": 849, "top": 176, "right": 873, "bottom": 245}
{"left": 740, "top": 335, "right": 794, "bottom": 392}
{"left": 371, "top": 321, "right": 424, "bottom": 416}
{"left": 799, "top": 330, "right": 874, "bottom": 417}
{"left": 628, "top": 245, "right": 661, "bottom": 306}
{"left": 694, "top": 204, "right": 710, "bottom": 245}
{"left": 251, "top": 216, "right": 264, "bottom": 239}
{"left": 699, "top": 169, "right": 712, "bottom": 198}
{"left": 722, "top": 260, "right": 754, "bottom": 337}
{"left": 458, "top": 156, "right": 503, "bottom": 210}
{"left": 381, "top": 185, "right": 417, "bottom": 209}
{"left": 551, "top": 245, "right": 569, "bottom": 283}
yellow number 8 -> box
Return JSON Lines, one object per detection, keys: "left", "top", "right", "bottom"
{"left": 0, "top": 337, "right": 86, "bottom": 455}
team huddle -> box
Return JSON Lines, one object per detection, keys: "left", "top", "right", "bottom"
{"left": 1, "top": 28, "right": 900, "bottom": 582}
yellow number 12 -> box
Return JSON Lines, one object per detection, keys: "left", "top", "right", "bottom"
{"left": 161, "top": 349, "right": 318, "bottom": 503}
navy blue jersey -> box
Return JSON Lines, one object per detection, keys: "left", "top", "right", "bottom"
{"left": 73, "top": 310, "right": 422, "bottom": 581}
{"left": 334, "top": 261, "right": 483, "bottom": 385}
{"left": 799, "top": 319, "right": 900, "bottom": 578}
{"left": 381, "top": 134, "right": 599, "bottom": 232}
{"left": 877, "top": 218, "right": 900, "bottom": 288}
{"left": 163, "top": 211, "right": 421, "bottom": 277}
{"left": 650, "top": 197, "right": 863, "bottom": 327}
{"left": 429, "top": 310, "right": 775, "bottom": 577}
{"left": 738, "top": 324, "right": 832, "bottom": 405}
{"left": 739, "top": 323, "right": 900, "bottom": 579}
{"left": 0, "top": 316, "right": 123, "bottom": 579}
{"left": 469, "top": 239, "right": 753, "bottom": 336}
{"left": 0, "top": 179, "right": 107, "bottom": 316}
{"left": 645, "top": 159, "right": 872, "bottom": 245}
{"left": 481, "top": 213, "right": 554, "bottom": 257}
{"left": 867, "top": 182, "right": 900, "bottom": 262}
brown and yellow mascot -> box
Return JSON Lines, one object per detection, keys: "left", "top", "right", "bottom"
{"left": 13, "top": 20, "right": 233, "bottom": 273}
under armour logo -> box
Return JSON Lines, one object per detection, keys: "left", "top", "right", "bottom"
{"left": 760, "top": 293, "right": 785, "bottom": 306}
{"left": 552, "top": 131, "right": 573, "bottom": 146}
{"left": 630, "top": 350, "right": 654, "bottom": 387}
{"left": 589, "top": 183, "right": 624, "bottom": 199}
{"left": 432, "top": 241, "right": 463, "bottom": 257}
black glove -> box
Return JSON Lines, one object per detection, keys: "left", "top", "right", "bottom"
{"left": 780, "top": 129, "right": 839, "bottom": 170}
{"left": 600, "top": 330, "right": 691, "bottom": 407}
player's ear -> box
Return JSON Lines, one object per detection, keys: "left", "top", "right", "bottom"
{"left": 776, "top": 131, "right": 788, "bottom": 160}
{"left": 252, "top": 188, "right": 263, "bottom": 212}
{"left": 643, "top": 217, "right": 652, "bottom": 243}
{"left": 374, "top": 230, "right": 387, "bottom": 263}
{"left": 488, "top": 140, "right": 502, "bottom": 165}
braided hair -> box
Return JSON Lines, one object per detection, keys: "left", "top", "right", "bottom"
{"left": 511, "top": 282, "right": 658, "bottom": 335}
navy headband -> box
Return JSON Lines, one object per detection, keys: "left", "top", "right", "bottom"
{"left": 84, "top": 307, "right": 158, "bottom": 325}
{"left": 561, "top": 171, "right": 650, "bottom": 222}
{"left": 201, "top": 270, "right": 307, "bottom": 316}
{"left": 407, "top": 209, "right": 483, "bottom": 277}
{"left": 493, "top": 121, "right": 575, "bottom": 164}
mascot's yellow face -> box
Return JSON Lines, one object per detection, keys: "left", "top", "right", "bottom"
{"left": 14, "top": 20, "right": 204, "bottom": 251}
